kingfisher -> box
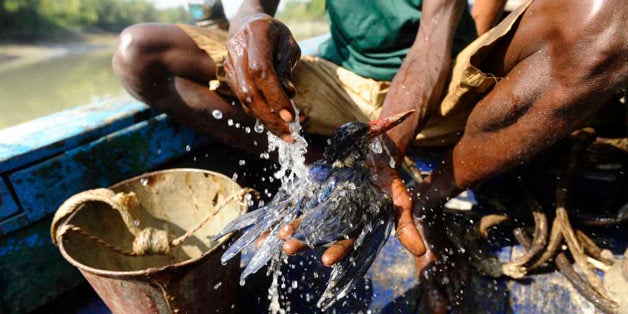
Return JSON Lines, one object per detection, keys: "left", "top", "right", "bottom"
{"left": 215, "top": 109, "right": 415, "bottom": 310}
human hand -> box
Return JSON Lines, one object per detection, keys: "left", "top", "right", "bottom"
{"left": 224, "top": 13, "right": 301, "bottom": 143}
{"left": 413, "top": 184, "right": 470, "bottom": 313}
{"left": 277, "top": 152, "right": 426, "bottom": 266}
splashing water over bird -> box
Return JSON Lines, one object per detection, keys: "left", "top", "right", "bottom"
{"left": 215, "top": 109, "right": 416, "bottom": 310}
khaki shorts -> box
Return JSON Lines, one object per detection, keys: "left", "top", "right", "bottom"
{"left": 177, "top": 0, "right": 532, "bottom": 147}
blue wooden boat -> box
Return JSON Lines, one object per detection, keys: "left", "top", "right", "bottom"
{"left": 0, "top": 34, "right": 624, "bottom": 313}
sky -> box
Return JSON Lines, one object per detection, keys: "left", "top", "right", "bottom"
{"left": 149, "top": 0, "right": 245, "bottom": 18}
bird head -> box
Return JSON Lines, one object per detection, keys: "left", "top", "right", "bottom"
{"left": 323, "top": 109, "right": 415, "bottom": 167}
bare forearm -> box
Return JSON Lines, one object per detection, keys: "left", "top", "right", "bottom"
{"left": 229, "top": 0, "right": 281, "bottom": 35}
{"left": 421, "top": 51, "right": 622, "bottom": 206}
{"left": 380, "top": 0, "right": 466, "bottom": 161}
{"left": 471, "top": 0, "right": 506, "bottom": 35}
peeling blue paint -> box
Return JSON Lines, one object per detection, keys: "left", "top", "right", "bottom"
{"left": 0, "top": 95, "right": 152, "bottom": 173}
{"left": 9, "top": 113, "right": 210, "bottom": 223}
{"left": 0, "top": 233, "right": 46, "bottom": 257}
{"left": 0, "top": 177, "right": 20, "bottom": 220}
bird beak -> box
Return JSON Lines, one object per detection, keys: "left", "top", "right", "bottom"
{"left": 366, "top": 109, "right": 416, "bottom": 138}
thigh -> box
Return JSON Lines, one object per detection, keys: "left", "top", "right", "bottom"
{"left": 292, "top": 56, "right": 380, "bottom": 136}
{"left": 121, "top": 23, "right": 220, "bottom": 83}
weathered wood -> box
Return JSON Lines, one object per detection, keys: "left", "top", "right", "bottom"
{"left": 0, "top": 213, "right": 30, "bottom": 235}
{"left": 0, "top": 94, "right": 151, "bottom": 173}
{"left": 0, "top": 177, "right": 19, "bottom": 220}
{"left": 0, "top": 217, "right": 85, "bottom": 314}
{"left": 8, "top": 113, "right": 210, "bottom": 225}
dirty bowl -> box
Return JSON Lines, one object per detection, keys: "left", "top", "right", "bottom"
{"left": 51, "top": 169, "right": 247, "bottom": 313}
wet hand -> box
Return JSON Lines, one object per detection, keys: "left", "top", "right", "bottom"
{"left": 413, "top": 193, "right": 470, "bottom": 313}
{"left": 224, "top": 13, "right": 301, "bottom": 143}
{"left": 276, "top": 157, "right": 427, "bottom": 266}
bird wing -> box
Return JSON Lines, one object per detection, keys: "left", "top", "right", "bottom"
{"left": 215, "top": 162, "right": 328, "bottom": 279}
{"left": 317, "top": 195, "right": 395, "bottom": 310}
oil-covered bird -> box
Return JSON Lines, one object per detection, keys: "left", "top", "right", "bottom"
{"left": 215, "top": 109, "right": 415, "bottom": 310}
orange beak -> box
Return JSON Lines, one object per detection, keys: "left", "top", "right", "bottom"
{"left": 366, "top": 109, "right": 416, "bottom": 138}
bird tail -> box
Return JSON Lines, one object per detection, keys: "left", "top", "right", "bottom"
{"left": 317, "top": 214, "right": 394, "bottom": 310}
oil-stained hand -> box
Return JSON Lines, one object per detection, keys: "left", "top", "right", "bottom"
{"left": 277, "top": 160, "right": 427, "bottom": 266}
{"left": 413, "top": 182, "right": 470, "bottom": 313}
{"left": 224, "top": 13, "right": 301, "bottom": 143}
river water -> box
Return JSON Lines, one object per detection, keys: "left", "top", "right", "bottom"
{"left": 0, "top": 44, "right": 125, "bottom": 129}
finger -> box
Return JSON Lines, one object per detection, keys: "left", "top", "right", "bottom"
{"left": 278, "top": 217, "right": 303, "bottom": 240}
{"left": 396, "top": 208, "right": 426, "bottom": 256}
{"left": 282, "top": 238, "right": 309, "bottom": 255}
{"left": 424, "top": 282, "right": 448, "bottom": 314}
{"left": 226, "top": 42, "right": 293, "bottom": 142}
{"left": 255, "top": 230, "right": 270, "bottom": 247}
{"left": 420, "top": 266, "right": 449, "bottom": 314}
{"left": 249, "top": 95, "right": 294, "bottom": 143}
{"left": 249, "top": 56, "right": 295, "bottom": 123}
{"left": 321, "top": 238, "right": 356, "bottom": 267}
{"left": 390, "top": 179, "right": 426, "bottom": 256}
{"left": 275, "top": 35, "right": 300, "bottom": 98}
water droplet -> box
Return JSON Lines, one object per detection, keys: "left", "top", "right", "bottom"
{"left": 369, "top": 138, "right": 383, "bottom": 154}
{"left": 244, "top": 127, "right": 251, "bottom": 133}
{"left": 239, "top": 160, "right": 246, "bottom": 166}
{"left": 389, "top": 157, "right": 396, "bottom": 168}
{"left": 212, "top": 110, "right": 222, "bottom": 119}
{"left": 254, "top": 119, "right": 265, "bottom": 133}
{"left": 140, "top": 178, "right": 149, "bottom": 186}
{"left": 213, "top": 282, "right": 222, "bottom": 289}
{"left": 134, "top": 219, "right": 140, "bottom": 227}
{"left": 235, "top": 123, "right": 240, "bottom": 128}
{"left": 291, "top": 280, "right": 298, "bottom": 289}
{"left": 185, "top": 145, "right": 191, "bottom": 152}
{"left": 227, "top": 119, "right": 234, "bottom": 126}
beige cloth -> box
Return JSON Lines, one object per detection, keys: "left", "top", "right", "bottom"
{"left": 176, "top": 0, "right": 533, "bottom": 147}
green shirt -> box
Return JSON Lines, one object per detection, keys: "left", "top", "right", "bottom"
{"left": 318, "top": 0, "right": 477, "bottom": 81}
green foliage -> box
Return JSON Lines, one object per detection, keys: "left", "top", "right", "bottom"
{"left": 276, "top": 0, "right": 327, "bottom": 22}
{"left": 0, "top": 0, "right": 193, "bottom": 42}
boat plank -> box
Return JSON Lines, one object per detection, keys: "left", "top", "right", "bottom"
{"left": 0, "top": 213, "right": 30, "bottom": 235}
{"left": 8, "top": 113, "right": 210, "bottom": 224}
{"left": 0, "top": 177, "right": 19, "bottom": 220}
{"left": 0, "top": 95, "right": 152, "bottom": 173}
{"left": 0, "top": 218, "right": 85, "bottom": 313}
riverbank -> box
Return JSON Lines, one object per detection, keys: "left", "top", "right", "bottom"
{"left": 0, "top": 33, "right": 119, "bottom": 73}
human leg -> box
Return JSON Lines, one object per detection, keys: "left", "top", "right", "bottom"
{"left": 112, "top": 23, "right": 269, "bottom": 156}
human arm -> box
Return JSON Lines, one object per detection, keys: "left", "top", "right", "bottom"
{"left": 223, "top": 0, "right": 301, "bottom": 142}
{"left": 412, "top": 12, "right": 625, "bottom": 310}
{"left": 471, "top": 0, "right": 507, "bottom": 35}
{"left": 377, "top": 0, "right": 467, "bottom": 163}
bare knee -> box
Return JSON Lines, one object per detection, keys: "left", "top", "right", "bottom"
{"left": 113, "top": 24, "right": 153, "bottom": 73}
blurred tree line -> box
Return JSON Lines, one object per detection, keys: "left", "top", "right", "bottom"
{"left": 0, "top": 0, "right": 192, "bottom": 42}
{"left": 276, "top": 0, "right": 327, "bottom": 40}
{"left": 276, "top": 0, "right": 326, "bottom": 22}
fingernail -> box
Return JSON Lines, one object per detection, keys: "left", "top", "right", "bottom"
{"left": 279, "top": 109, "right": 293, "bottom": 122}
{"left": 281, "top": 134, "right": 295, "bottom": 143}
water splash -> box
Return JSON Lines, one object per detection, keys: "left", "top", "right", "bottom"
{"left": 267, "top": 102, "right": 308, "bottom": 188}
{"left": 254, "top": 119, "right": 265, "bottom": 133}
{"left": 368, "top": 137, "right": 383, "bottom": 154}
{"left": 268, "top": 255, "right": 286, "bottom": 314}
